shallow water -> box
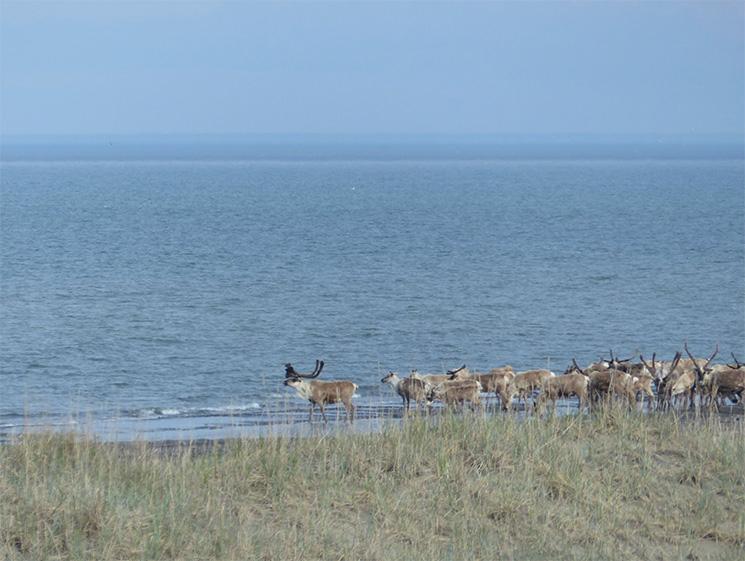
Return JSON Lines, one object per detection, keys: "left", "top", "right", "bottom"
{"left": 1, "top": 157, "right": 743, "bottom": 440}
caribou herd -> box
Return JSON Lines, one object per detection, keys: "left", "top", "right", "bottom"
{"left": 282, "top": 344, "right": 745, "bottom": 423}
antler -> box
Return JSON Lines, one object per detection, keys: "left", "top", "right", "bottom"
{"left": 685, "top": 342, "right": 718, "bottom": 375}
{"left": 668, "top": 351, "right": 682, "bottom": 375}
{"left": 639, "top": 352, "right": 656, "bottom": 373}
{"left": 312, "top": 360, "right": 324, "bottom": 378}
{"left": 571, "top": 358, "right": 586, "bottom": 375}
{"left": 284, "top": 360, "right": 324, "bottom": 379}
{"left": 606, "top": 349, "right": 631, "bottom": 366}
{"left": 728, "top": 352, "right": 743, "bottom": 369}
{"left": 683, "top": 341, "right": 703, "bottom": 374}
{"left": 683, "top": 342, "right": 702, "bottom": 375}
{"left": 667, "top": 351, "right": 683, "bottom": 376}
{"left": 446, "top": 364, "right": 467, "bottom": 375}
{"left": 703, "top": 344, "right": 719, "bottom": 371}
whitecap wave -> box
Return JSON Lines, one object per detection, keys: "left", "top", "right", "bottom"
{"left": 128, "top": 403, "right": 261, "bottom": 420}
{"left": 197, "top": 403, "right": 261, "bottom": 414}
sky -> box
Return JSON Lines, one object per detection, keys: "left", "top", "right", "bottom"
{"left": 0, "top": 1, "right": 743, "bottom": 137}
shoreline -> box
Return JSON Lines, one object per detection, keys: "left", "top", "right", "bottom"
{"left": 4, "top": 398, "right": 743, "bottom": 450}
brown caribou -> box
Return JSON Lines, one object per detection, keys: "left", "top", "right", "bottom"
{"left": 501, "top": 369, "right": 555, "bottom": 412}
{"left": 283, "top": 360, "right": 357, "bottom": 423}
{"left": 573, "top": 359, "right": 636, "bottom": 409}
{"left": 536, "top": 366, "right": 590, "bottom": 414}
{"left": 381, "top": 371, "right": 431, "bottom": 412}
{"left": 428, "top": 379, "right": 483, "bottom": 410}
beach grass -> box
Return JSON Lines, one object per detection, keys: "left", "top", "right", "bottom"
{"left": 1, "top": 408, "right": 744, "bottom": 561}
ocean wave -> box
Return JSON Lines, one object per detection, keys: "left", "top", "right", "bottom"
{"left": 0, "top": 402, "right": 266, "bottom": 428}
{"left": 0, "top": 418, "right": 80, "bottom": 429}
{"left": 125, "top": 403, "right": 262, "bottom": 420}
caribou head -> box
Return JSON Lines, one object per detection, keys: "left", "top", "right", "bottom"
{"left": 380, "top": 371, "right": 398, "bottom": 384}
{"left": 683, "top": 342, "right": 718, "bottom": 382}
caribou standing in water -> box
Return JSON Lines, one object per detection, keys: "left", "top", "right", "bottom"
{"left": 283, "top": 360, "right": 358, "bottom": 423}
{"left": 682, "top": 343, "right": 744, "bottom": 410}
{"left": 381, "top": 371, "right": 432, "bottom": 413}
{"left": 706, "top": 353, "right": 745, "bottom": 407}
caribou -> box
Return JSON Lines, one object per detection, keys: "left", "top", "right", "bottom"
{"left": 536, "top": 366, "right": 590, "bottom": 414}
{"left": 572, "top": 359, "right": 636, "bottom": 409}
{"left": 630, "top": 354, "right": 656, "bottom": 410}
{"left": 474, "top": 366, "right": 515, "bottom": 405}
{"left": 681, "top": 343, "right": 743, "bottom": 410}
{"left": 283, "top": 360, "right": 357, "bottom": 423}
{"left": 428, "top": 378, "right": 483, "bottom": 410}
{"left": 679, "top": 343, "right": 719, "bottom": 408}
{"left": 654, "top": 352, "right": 685, "bottom": 410}
{"left": 447, "top": 364, "right": 512, "bottom": 385}
{"left": 705, "top": 353, "right": 745, "bottom": 407}
{"left": 381, "top": 371, "right": 431, "bottom": 412}
{"left": 280, "top": 345, "right": 741, "bottom": 425}
{"left": 501, "top": 369, "right": 555, "bottom": 412}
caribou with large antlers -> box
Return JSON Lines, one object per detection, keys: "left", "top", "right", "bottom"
{"left": 283, "top": 360, "right": 357, "bottom": 423}
{"left": 574, "top": 358, "right": 636, "bottom": 409}
{"left": 654, "top": 352, "right": 689, "bottom": 410}
{"left": 685, "top": 343, "right": 718, "bottom": 395}
{"left": 683, "top": 342, "right": 719, "bottom": 381}
{"left": 681, "top": 343, "right": 744, "bottom": 410}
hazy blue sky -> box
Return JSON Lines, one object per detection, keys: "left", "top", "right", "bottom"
{"left": 1, "top": 1, "right": 743, "bottom": 137}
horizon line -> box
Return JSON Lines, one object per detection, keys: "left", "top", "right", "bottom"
{"left": 2, "top": 132, "right": 743, "bottom": 144}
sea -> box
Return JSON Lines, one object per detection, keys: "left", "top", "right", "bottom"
{"left": 1, "top": 140, "right": 743, "bottom": 441}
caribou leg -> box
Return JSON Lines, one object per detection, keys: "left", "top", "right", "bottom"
{"left": 710, "top": 386, "right": 720, "bottom": 411}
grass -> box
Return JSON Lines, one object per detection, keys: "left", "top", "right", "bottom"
{"left": 1, "top": 408, "right": 744, "bottom": 560}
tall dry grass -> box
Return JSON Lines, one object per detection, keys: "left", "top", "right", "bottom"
{"left": 1, "top": 408, "right": 743, "bottom": 560}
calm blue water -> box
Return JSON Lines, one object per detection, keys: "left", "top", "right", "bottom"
{"left": 1, "top": 157, "right": 743, "bottom": 439}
